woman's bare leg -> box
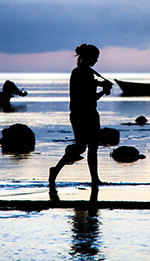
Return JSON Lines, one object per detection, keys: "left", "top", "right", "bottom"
{"left": 87, "top": 147, "right": 101, "bottom": 185}
{"left": 49, "top": 144, "right": 85, "bottom": 186}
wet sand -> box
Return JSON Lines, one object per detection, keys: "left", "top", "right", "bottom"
{"left": 1, "top": 182, "right": 150, "bottom": 211}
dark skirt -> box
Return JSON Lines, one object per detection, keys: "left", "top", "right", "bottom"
{"left": 70, "top": 110, "right": 100, "bottom": 149}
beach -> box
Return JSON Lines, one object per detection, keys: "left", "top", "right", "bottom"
{"left": 0, "top": 72, "right": 150, "bottom": 260}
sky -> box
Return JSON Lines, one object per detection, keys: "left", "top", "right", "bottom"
{"left": 0, "top": 0, "right": 150, "bottom": 72}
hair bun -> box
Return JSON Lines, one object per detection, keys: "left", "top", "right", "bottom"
{"left": 75, "top": 43, "right": 87, "bottom": 56}
{"left": 75, "top": 46, "right": 81, "bottom": 55}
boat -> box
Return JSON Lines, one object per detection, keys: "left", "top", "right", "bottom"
{"left": 114, "top": 79, "right": 150, "bottom": 96}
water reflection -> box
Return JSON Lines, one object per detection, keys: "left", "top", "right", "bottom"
{"left": 70, "top": 187, "right": 103, "bottom": 260}
{"left": 49, "top": 186, "right": 105, "bottom": 260}
{"left": 70, "top": 209, "right": 104, "bottom": 260}
{"left": 0, "top": 102, "right": 27, "bottom": 113}
{"left": 49, "top": 186, "right": 60, "bottom": 202}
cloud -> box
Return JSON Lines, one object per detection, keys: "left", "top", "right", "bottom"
{"left": 0, "top": 1, "right": 150, "bottom": 54}
{"left": 1, "top": 0, "right": 150, "bottom": 72}
{"left": 96, "top": 47, "right": 150, "bottom": 72}
{"left": 0, "top": 51, "right": 76, "bottom": 72}
{"left": 0, "top": 47, "right": 150, "bottom": 72}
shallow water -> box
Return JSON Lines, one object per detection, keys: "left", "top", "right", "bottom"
{"left": 0, "top": 72, "right": 150, "bottom": 184}
{"left": 1, "top": 208, "right": 150, "bottom": 260}
{"left": 0, "top": 72, "right": 150, "bottom": 260}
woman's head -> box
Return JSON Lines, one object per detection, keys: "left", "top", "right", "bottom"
{"left": 75, "top": 43, "right": 100, "bottom": 66}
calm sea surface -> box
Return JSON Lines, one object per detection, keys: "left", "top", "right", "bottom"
{"left": 0, "top": 72, "right": 150, "bottom": 260}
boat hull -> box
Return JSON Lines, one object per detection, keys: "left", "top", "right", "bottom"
{"left": 115, "top": 79, "right": 150, "bottom": 96}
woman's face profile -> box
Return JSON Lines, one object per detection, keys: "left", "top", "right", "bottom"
{"left": 87, "top": 53, "right": 99, "bottom": 67}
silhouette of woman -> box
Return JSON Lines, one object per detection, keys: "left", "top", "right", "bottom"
{"left": 49, "top": 43, "right": 112, "bottom": 186}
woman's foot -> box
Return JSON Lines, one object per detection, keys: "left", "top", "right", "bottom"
{"left": 49, "top": 167, "right": 57, "bottom": 186}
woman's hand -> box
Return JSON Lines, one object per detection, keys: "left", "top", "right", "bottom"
{"left": 100, "top": 80, "right": 113, "bottom": 95}
{"left": 96, "top": 79, "right": 113, "bottom": 99}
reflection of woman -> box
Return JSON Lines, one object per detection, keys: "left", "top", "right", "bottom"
{"left": 70, "top": 208, "right": 101, "bottom": 258}
{"left": 49, "top": 43, "right": 112, "bottom": 186}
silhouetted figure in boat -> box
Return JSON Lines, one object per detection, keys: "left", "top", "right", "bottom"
{"left": 0, "top": 80, "right": 27, "bottom": 103}
{"left": 49, "top": 44, "right": 112, "bottom": 186}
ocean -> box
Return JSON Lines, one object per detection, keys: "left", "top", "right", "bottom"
{"left": 0, "top": 72, "right": 150, "bottom": 260}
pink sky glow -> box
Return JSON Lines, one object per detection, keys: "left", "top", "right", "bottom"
{"left": 0, "top": 47, "right": 150, "bottom": 73}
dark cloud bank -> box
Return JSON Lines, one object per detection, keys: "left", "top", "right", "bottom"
{"left": 0, "top": 1, "right": 150, "bottom": 54}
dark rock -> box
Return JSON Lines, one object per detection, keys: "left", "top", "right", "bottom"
{"left": 111, "top": 146, "right": 146, "bottom": 162}
{"left": 121, "top": 115, "right": 148, "bottom": 126}
{"left": 138, "top": 154, "right": 146, "bottom": 159}
{"left": 135, "top": 116, "right": 148, "bottom": 125}
{"left": 99, "top": 127, "right": 120, "bottom": 146}
{"left": 0, "top": 123, "right": 35, "bottom": 153}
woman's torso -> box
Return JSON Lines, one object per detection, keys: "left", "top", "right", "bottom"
{"left": 70, "top": 65, "right": 97, "bottom": 114}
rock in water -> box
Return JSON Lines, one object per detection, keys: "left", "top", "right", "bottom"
{"left": 135, "top": 115, "right": 148, "bottom": 125}
{"left": 99, "top": 127, "right": 120, "bottom": 146}
{"left": 111, "top": 146, "right": 146, "bottom": 162}
{"left": 0, "top": 123, "right": 35, "bottom": 153}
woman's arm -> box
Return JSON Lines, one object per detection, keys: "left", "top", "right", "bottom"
{"left": 96, "top": 90, "right": 105, "bottom": 100}
{"left": 96, "top": 79, "right": 112, "bottom": 99}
